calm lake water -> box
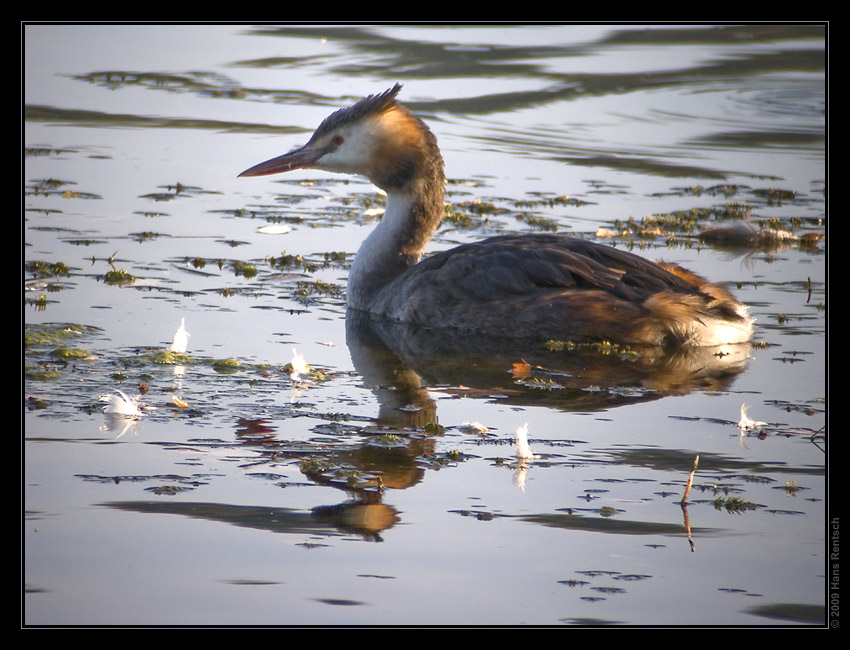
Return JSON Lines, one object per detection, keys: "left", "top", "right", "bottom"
{"left": 24, "top": 24, "right": 827, "bottom": 627}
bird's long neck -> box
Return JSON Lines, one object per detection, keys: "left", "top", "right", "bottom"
{"left": 347, "top": 161, "right": 445, "bottom": 310}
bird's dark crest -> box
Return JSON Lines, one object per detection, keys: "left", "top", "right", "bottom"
{"left": 314, "top": 84, "right": 403, "bottom": 139}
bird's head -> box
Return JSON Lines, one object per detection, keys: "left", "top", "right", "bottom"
{"left": 239, "top": 84, "right": 440, "bottom": 192}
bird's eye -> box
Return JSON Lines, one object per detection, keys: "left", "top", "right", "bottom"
{"left": 332, "top": 135, "right": 344, "bottom": 147}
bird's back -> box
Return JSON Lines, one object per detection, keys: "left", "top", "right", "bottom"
{"left": 358, "top": 235, "right": 753, "bottom": 347}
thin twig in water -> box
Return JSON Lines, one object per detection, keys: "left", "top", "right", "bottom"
{"left": 680, "top": 454, "right": 699, "bottom": 505}
{"left": 680, "top": 454, "right": 699, "bottom": 552}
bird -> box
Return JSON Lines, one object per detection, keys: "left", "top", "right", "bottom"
{"left": 239, "top": 84, "right": 754, "bottom": 347}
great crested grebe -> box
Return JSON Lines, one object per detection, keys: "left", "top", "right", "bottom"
{"left": 239, "top": 84, "right": 754, "bottom": 347}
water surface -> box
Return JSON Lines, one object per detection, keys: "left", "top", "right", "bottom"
{"left": 24, "top": 23, "right": 826, "bottom": 627}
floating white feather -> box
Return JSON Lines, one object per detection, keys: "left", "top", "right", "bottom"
{"left": 169, "top": 317, "right": 190, "bottom": 354}
{"left": 459, "top": 422, "right": 490, "bottom": 435}
{"left": 738, "top": 403, "right": 767, "bottom": 431}
{"left": 290, "top": 348, "right": 311, "bottom": 382}
{"left": 99, "top": 390, "right": 143, "bottom": 418}
{"left": 515, "top": 423, "right": 536, "bottom": 460}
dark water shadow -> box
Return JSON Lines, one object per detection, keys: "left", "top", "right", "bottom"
{"left": 102, "top": 499, "right": 400, "bottom": 543}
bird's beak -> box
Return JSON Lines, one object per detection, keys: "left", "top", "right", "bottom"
{"left": 238, "top": 145, "right": 322, "bottom": 177}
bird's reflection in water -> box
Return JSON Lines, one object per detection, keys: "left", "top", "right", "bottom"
{"left": 276, "top": 314, "right": 752, "bottom": 541}
{"left": 345, "top": 310, "right": 753, "bottom": 418}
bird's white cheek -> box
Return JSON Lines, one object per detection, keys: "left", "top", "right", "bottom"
{"left": 316, "top": 151, "right": 360, "bottom": 174}
{"left": 318, "top": 127, "right": 380, "bottom": 174}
